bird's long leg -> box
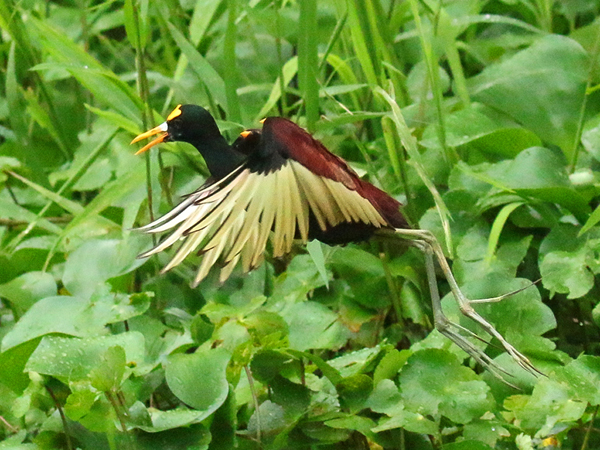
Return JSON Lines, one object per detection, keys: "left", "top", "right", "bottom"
{"left": 376, "top": 228, "right": 542, "bottom": 379}
{"left": 412, "top": 239, "right": 515, "bottom": 382}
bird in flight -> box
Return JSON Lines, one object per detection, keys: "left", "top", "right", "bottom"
{"left": 131, "top": 104, "right": 540, "bottom": 382}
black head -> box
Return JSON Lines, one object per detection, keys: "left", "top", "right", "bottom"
{"left": 231, "top": 128, "right": 261, "bottom": 156}
{"left": 163, "top": 105, "right": 222, "bottom": 144}
{"left": 131, "top": 104, "right": 223, "bottom": 154}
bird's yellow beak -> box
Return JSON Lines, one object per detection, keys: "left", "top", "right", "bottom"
{"left": 130, "top": 122, "right": 169, "bottom": 155}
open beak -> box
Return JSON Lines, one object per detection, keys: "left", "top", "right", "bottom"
{"left": 130, "top": 122, "right": 169, "bottom": 155}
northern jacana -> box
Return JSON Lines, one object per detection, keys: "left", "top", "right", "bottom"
{"left": 132, "top": 104, "right": 540, "bottom": 382}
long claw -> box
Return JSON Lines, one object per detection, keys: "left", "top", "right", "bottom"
{"left": 469, "top": 280, "right": 539, "bottom": 304}
{"left": 376, "top": 228, "right": 544, "bottom": 384}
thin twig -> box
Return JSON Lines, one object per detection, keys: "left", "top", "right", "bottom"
{"left": 581, "top": 404, "right": 599, "bottom": 450}
{"left": 45, "top": 384, "right": 74, "bottom": 450}
{"left": 0, "top": 415, "right": 18, "bottom": 433}
{"left": 0, "top": 217, "right": 72, "bottom": 227}
{"left": 244, "top": 365, "right": 261, "bottom": 445}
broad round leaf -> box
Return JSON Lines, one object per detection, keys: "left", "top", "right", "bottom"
{"left": 166, "top": 348, "right": 230, "bottom": 414}
{"left": 400, "top": 349, "right": 493, "bottom": 424}
{"left": 468, "top": 34, "right": 587, "bottom": 156}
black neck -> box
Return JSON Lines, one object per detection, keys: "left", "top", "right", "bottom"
{"left": 190, "top": 135, "right": 246, "bottom": 179}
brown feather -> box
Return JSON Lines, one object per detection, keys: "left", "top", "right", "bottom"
{"left": 261, "top": 117, "right": 409, "bottom": 229}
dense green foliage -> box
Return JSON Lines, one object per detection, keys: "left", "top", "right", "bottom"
{"left": 1, "top": 0, "right": 600, "bottom": 448}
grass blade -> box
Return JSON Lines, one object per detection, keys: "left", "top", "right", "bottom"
{"left": 376, "top": 86, "right": 453, "bottom": 255}
{"left": 298, "top": 0, "right": 319, "bottom": 131}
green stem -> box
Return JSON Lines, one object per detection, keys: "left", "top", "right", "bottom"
{"left": 409, "top": 0, "right": 456, "bottom": 164}
{"left": 276, "top": 7, "right": 287, "bottom": 116}
{"left": 581, "top": 404, "right": 598, "bottom": 450}
{"left": 244, "top": 366, "right": 261, "bottom": 445}
{"left": 380, "top": 244, "right": 405, "bottom": 327}
{"left": 45, "top": 384, "right": 74, "bottom": 450}
{"left": 570, "top": 20, "right": 600, "bottom": 172}
{"left": 224, "top": 0, "right": 241, "bottom": 123}
{"left": 131, "top": 0, "right": 159, "bottom": 244}
{"left": 299, "top": 0, "right": 319, "bottom": 131}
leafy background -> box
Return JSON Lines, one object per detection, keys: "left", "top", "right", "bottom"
{"left": 1, "top": 0, "right": 600, "bottom": 449}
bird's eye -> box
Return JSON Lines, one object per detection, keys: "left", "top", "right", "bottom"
{"left": 169, "top": 118, "right": 182, "bottom": 130}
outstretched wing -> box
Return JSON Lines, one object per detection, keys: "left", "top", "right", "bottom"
{"left": 139, "top": 118, "right": 405, "bottom": 285}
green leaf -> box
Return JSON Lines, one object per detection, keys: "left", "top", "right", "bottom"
{"left": 371, "top": 403, "right": 438, "bottom": 435}
{"left": 269, "top": 375, "right": 311, "bottom": 418}
{"left": 367, "top": 379, "right": 404, "bottom": 416}
{"left": 5, "top": 42, "right": 28, "bottom": 144}
{"left": 463, "top": 419, "right": 510, "bottom": 448}
{"left": 56, "top": 167, "right": 145, "bottom": 245}
{"left": 85, "top": 105, "right": 140, "bottom": 135}
{"left": 166, "top": 348, "right": 230, "bottom": 413}
{"left": 31, "top": 19, "right": 141, "bottom": 122}
{"left": 283, "top": 301, "right": 349, "bottom": 351}
{"left": 301, "top": 420, "right": 352, "bottom": 443}
{"left": 255, "top": 56, "right": 298, "bottom": 121}
{"left": 0, "top": 198, "right": 62, "bottom": 235}
{"left": 7, "top": 170, "right": 84, "bottom": 215}
{"left": 324, "top": 415, "right": 376, "bottom": 441}
{"left": 167, "top": 22, "right": 228, "bottom": 112}
{"left": 581, "top": 114, "right": 600, "bottom": 162}
{"left": 467, "top": 34, "right": 587, "bottom": 158}
{"left": 539, "top": 225, "right": 600, "bottom": 298}
{"left": 190, "top": 314, "right": 215, "bottom": 346}
{"left": 247, "top": 400, "right": 287, "bottom": 437}
{"left": 580, "top": 204, "right": 600, "bottom": 236}
{"left": 250, "top": 350, "right": 291, "bottom": 383}
{"left": 329, "top": 346, "right": 384, "bottom": 377}
{"left": 2, "top": 296, "right": 101, "bottom": 350}
{"left": 540, "top": 250, "right": 595, "bottom": 299}
{"left": 88, "top": 345, "right": 126, "bottom": 391}
{"left": 243, "top": 311, "right": 288, "bottom": 340}
{"left": 0, "top": 271, "right": 56, "bottom": 314}
{"left": 62, "top": 237, "right": 149, "bottom": 300}
{"left": 0, "top": 340, "right": 39, "bottom": 393}
{"left": 132, "top": 408, "right": 212, "bottom": 433}
{"left": 298, "top": 0, "right": 319, "bottom": 131}
{"left": 328, "top": 247, "right": 389, "bottom": 309}
{"left": 472, "top": 147, "right": 589, "bottom": 218}
{"left": 593, "top": 302, "right": 600, "bottom": 328}
{"left": 505, "top": 378, "right": 587, "bottom": 435}
{"left": 123, "top": 0, "right": 148, "bottom": 50}
{"left": 23, "top": 89, "right": 67, "bottom": 156}
{"left": 336, "top": 374, "right": 373, "bottom": 413}
{"left": 420, "top": 105, "right": 541, "bottom": 158}
{"left": 553, "top": 355, "right": 600, "bottom": 405}
{"left": 443, "top": 441, "right": 493, "bottom": 450}
{"left": 25, "top": 332, "right": 147, "bottom": 381}
{"left": 69, "top": 395, "right": 114, "bottom": 433}
{"left": 400, "top": 349, "right": 493, "bottom": 424}
{"left": 2, "top": 287, "right": 151, "bottom": 351}
{"left": 286, "top": 349, "right": 343, "bottom": 386}
{"left": 306, "top": 240, "right": 329, "bottom": 288}
{"left": 373, "top": 349, "right": 410, "bottom": 385}
{"left": 0, "top": 156, "right": 20, "bottom": 175}
{"left": 64, "top": 385, "right": 97, "bottom": 421}
{"left": 442, "top": 275, "right": 555, "bottom": 339}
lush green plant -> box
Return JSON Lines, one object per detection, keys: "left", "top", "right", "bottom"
{"left": 1, "top": 0, "right": 600, "bottom": 449}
